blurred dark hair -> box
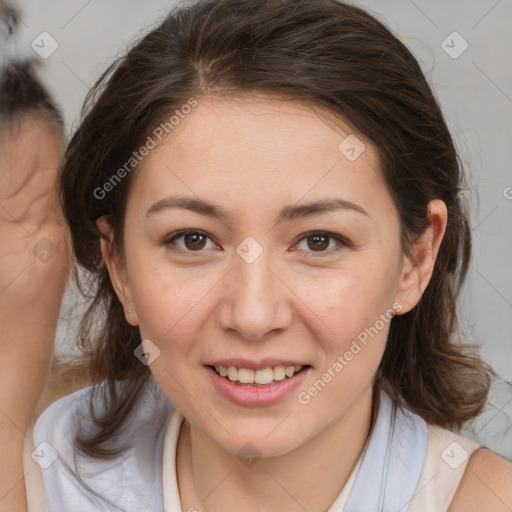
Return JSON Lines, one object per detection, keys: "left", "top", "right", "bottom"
{"left": 0, "top": 0, "right": 19, "bottom": 36}
{"left": 0, "top": 59, "right": 64, "bottom": 131}
{"left": 59, "top": 0, "right": 496, "bottom": 460}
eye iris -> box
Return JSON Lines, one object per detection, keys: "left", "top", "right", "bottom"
{"left": 308, "top": 235, "right": 328, "bottom": 251}
{"left": 185, "top": 233, "right": 207, "bottom": 250}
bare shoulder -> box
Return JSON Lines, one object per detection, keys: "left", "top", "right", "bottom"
{"left": 448, "top": 447, "right": 512, "bottom": 512}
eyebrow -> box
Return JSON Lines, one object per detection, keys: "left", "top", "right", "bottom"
{"left": 146, "top": 195, "right": 369, "bottom": 223}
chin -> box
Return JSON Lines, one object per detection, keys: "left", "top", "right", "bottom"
{"left": 203, "top": 419, "right": 309, "bottom": 460}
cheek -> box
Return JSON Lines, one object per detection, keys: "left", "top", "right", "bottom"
{"left": 306, "top": 278, "right": 391, "bottom": 397}
{"left": 297, "top": 267, "right": 396, "bottom": 391}
{"left": 129, "top": 260, "right": 214, "bottom": 354}
{"left": 299, "top": 266, "right": 396, "bottom": 341}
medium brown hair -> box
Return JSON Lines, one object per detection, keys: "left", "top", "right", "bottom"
{"left": 59, "top": 0, "right": 495, "bottom": 459}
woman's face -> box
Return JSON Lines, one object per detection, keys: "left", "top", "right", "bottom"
{"left": 100, "top": 94, "right": 445, "bottom": 458}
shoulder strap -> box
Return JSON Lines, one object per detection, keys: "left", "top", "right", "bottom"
{"left": 407, "top": 423, "right": 481, "bottom": 512}
{"left": 344, "top": 389, "right": 428, "bottom": 512}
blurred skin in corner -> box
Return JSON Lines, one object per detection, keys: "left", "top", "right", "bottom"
{"left": 97, "top": 94, "right": 447, "bottom": 511}
{"left": 0, "top": 114, "right": 73, "bottom": 512}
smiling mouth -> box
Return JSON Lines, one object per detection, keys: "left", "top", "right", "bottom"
{"left": 206, "top": 364, "right": 311, "bottom": 387}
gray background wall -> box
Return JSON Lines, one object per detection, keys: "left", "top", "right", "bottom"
{"left": 6, "top": 0, "right": 511, "bottom": 379}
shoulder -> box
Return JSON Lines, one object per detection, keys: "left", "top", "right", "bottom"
{"left": 33, "top": 383, "right": 93, "bottom": 453}
{"left": 407, "top": 423, "right": 481, "bottom": 512}
{"left": 32, "top": 379, "right": 176, "bottom": 511}
{"left": 448, "top": 448, "right": 512, "bottom": 511}
{"left": 34, "top": 378, "right": 173, "bottom": 444}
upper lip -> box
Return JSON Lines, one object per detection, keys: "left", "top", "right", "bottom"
{"left": 205, "top": 358, "right": 310, "bottom": 370}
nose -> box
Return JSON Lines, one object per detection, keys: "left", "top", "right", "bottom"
{"left": 216, "top": 247, "right": 293, "bottom": 341}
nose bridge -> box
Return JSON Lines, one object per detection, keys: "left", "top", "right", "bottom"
{"left": 219, "top": 239, "right": 291, "bottom": 340}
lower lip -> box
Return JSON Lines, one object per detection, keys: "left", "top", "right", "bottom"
{"left": 205, "top": 365, "right": 311, "bottom": 407}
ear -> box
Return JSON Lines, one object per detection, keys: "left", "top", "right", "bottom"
{"left": 96, "top": 215, "right": 139, "bottom": 326}
{"left": 394, "top": 199, "right": 448, "bottom": 315}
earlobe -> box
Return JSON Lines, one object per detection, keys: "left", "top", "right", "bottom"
{"left": 394, "top": 199, "right": 448, "bottom": 314}
{"left": 96, "top": 215, "right": 139, "bottom": 326}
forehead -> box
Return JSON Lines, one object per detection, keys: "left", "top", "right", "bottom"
{"left": 128, "top": 94, "right": 390, "bottom": 218}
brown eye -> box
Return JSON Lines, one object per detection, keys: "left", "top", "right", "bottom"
{"left": 295, "top": 231, "right": 350, "bottom": 257}
{"left": 164, "top": 230, "right": 215, "bottom": 253}
{"left": 163, "top": 229, "right": 349, "bottom": 257}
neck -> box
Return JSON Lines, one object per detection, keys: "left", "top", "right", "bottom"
{"left": 176, "top": 385, "right": 375, "bottom": 512}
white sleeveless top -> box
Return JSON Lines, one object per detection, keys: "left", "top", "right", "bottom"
{"left": 25, "top": 382, "right": 481, "bottom": 511}
{"left": 160, "top": 407, "right": 480, "bottom": 512}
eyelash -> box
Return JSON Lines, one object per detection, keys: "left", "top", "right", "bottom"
{"left": 162, "top": 229, "right": 352, "bottom": 258}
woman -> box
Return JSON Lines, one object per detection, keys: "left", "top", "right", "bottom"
{"left": 0, "top": 58, "right": 72, "bottom": 511}
{"left": 18, "top": 0, "right": 512, "bottom": 510}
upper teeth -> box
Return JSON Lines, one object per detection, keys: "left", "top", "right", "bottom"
{"left": 215, "top": 365, "right": 303, "bottom": 384}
